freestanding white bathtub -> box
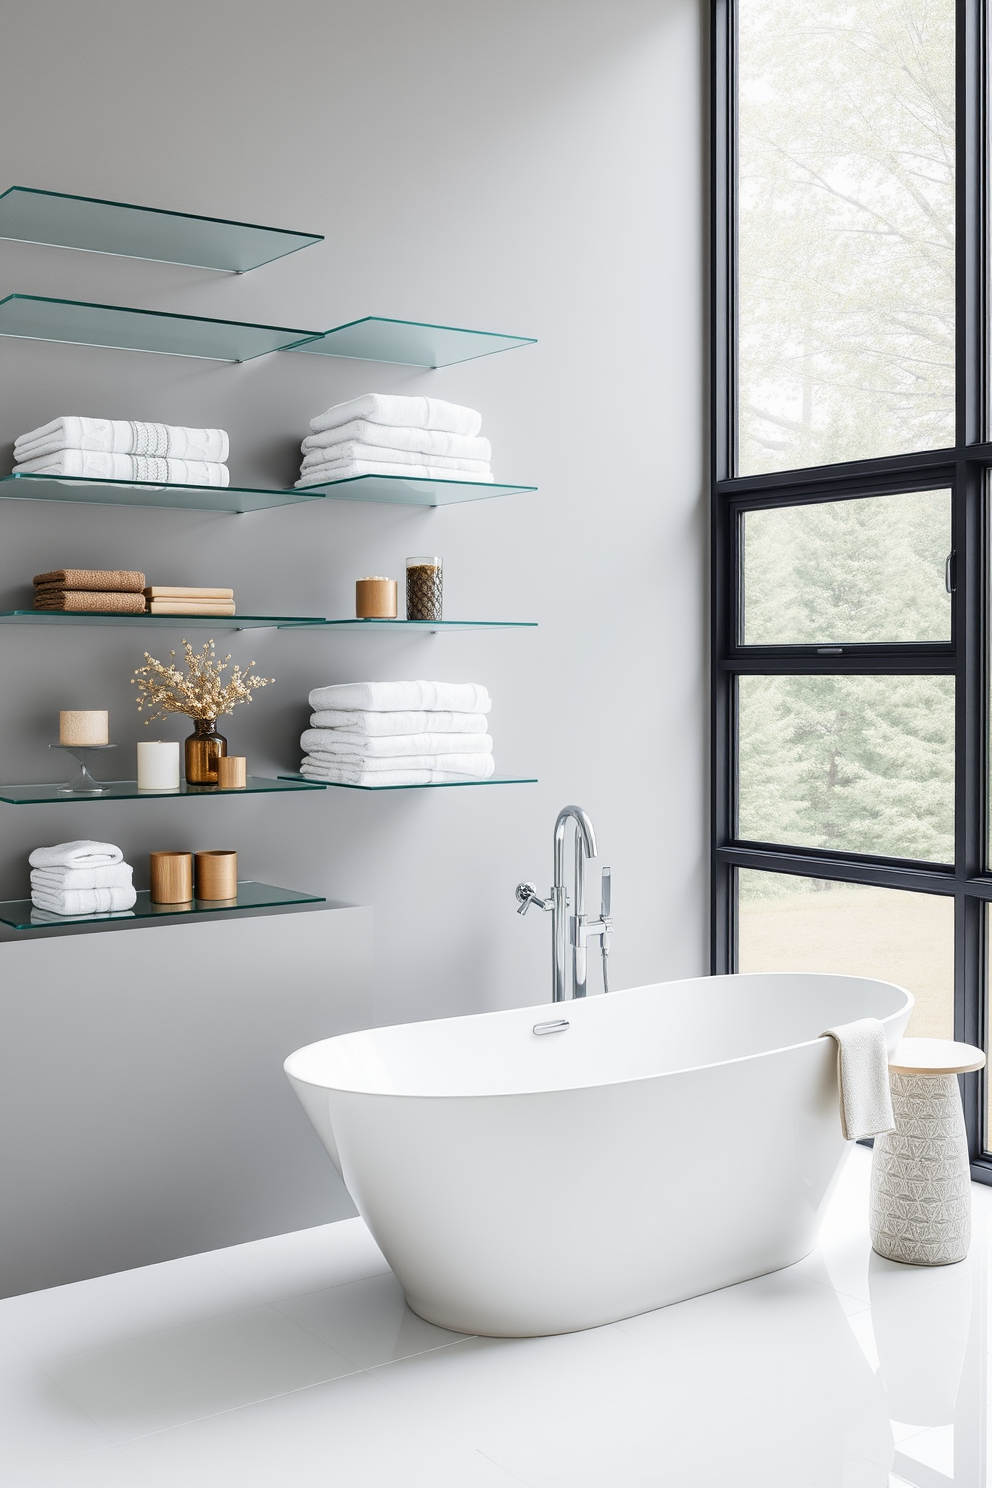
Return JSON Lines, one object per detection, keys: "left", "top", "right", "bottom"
{"left": 285, "top": 972, "right": 913, "bottom": 1337}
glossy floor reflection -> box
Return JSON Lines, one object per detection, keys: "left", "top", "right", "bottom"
{"left": 0, "top": 1146, "right": 987, "bottom": 1486}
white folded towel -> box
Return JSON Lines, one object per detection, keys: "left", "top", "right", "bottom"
{"left": 31, "top": 863, "right": 134, "bottom": 890}
{"left": 31, "top": 885, "right": 138, "bottom": 916}
{"left": 300, "top": 763, "right": 492, "bottom": 787}
{"left": 310, "top": 709, "right": 490, "bottom": 735}
{"left": 821, "top": 1018, "right": 896, "bottom": 1141}
{"left": 310, "top": 394, "right": 482, "bottom": 438}
{"left": 303, "top": 751, "right": 494, "bottom": 777}
{"left": 296, "top": 458, "right": 493, "bottom": 488}
{"left": 302, "top": 422, "right": 491, "bottom": 462}
{"left": 300, "top": 728, "right": 493, "bottom": 758}
{"left": 309, "top": 681, "right": 491, "bottom": 714}
{"left": 15, "top": 451, "right": 230, "bottom": 486}
{"left": 29, "top": 840, "right": 124, "bottom": 869}
{"left": 300, "top": 443, "right": 491, "bottom": 475}
{"left": 14, "top": 417, "right": 229, "bottom": 464}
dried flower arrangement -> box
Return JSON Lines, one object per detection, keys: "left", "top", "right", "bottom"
{"left": 132, "top": 639, "right": 273, "bottom": 723}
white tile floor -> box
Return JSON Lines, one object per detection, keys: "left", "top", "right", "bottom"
{"left": 1, "top": 1146, "right": 988, "bottom": 1486}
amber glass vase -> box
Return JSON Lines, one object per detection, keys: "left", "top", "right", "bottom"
{"left": 185, "top": 717, "right": 227, "bottom": 785}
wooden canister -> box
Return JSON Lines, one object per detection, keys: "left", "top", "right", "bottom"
{"left": 356, "top": 576, "right": 397, "bottom": 619}
{"left": 217, "top": 756, "right": 247, "bottom": 789}
{"left": 195, "top": 849, "right": 238, "bottom": 900}
{"left": 149, "top": 851, "right": 193, "bottom": 904}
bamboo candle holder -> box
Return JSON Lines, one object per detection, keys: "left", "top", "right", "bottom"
{"left": 149, "top": 851, "right": 193, "bottom": 904}
{"left": 356, "top": 576, "right": 397, "bottom": 619}
{"left": 217, "top": 756, "right": 247, "bottom": 789}
{"left": 195, "top": 849, "right": 237, "bottom": 900}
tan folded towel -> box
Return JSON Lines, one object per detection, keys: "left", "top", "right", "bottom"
{"left": 146, "top": 600, "right": 236, "bottom": 615}
{"left": 33, "top": 569, "right": 145, "bottom": 593}
{"left": 35, "top": 591, "right": 147, "bottom": 613}
{"left": 144, "top": 586, "right": 235, "bottom": 600}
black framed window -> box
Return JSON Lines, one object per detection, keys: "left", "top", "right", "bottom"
{"left": 711, "top": 0, "right": 992, "bottom": 1176}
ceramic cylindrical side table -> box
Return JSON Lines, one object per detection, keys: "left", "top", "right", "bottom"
{"left": 870, "top": 1038, "right": 985, "bottom": 1266}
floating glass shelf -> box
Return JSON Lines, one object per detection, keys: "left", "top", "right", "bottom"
{"left": 299, "top": 474, "right": 537, "bottom": 507}
{"left": 0, "top": 471, "right": 537, "bottom": 512}
{"left": 0, "top": 610, "right": 325, "bottom": 630}
{"left": 285, "top": 316, "right": 536, "bottom": 368}
{"left": 279, "top": 772, "right": 537, "bottom": 792}
{"left": 0, "top": 880, "right": 325, "bottom": 931}
{"left": 0, "top": 471, "right": 332, "bottom": 513}
{"left": 0, "top": 294, "right": 318, "bottom": 362}
{"left": 0, "top": 776, "right": 325, "bottom": 805}
{"left": 0, "top": 187, "right": 323, "bottom": 272}
{"left": 281, "top": 618, "right": 537, "bottom": 632}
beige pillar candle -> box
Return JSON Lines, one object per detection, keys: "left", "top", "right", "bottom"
{"left": 60, "top": 710, "right": 109, "bottom": 746}
{"left": 137, "top": 740, "right": 181, "bottom": 791}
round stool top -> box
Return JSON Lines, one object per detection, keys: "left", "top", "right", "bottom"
{"left": 888, "top": 1037, "right": 986, "bottom": 1075}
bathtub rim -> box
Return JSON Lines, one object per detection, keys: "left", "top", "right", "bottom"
{"left": 283, "top": 971, "right": 915, "bottom": 1103}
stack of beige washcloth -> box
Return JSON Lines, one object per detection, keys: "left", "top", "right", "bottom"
{"left": 34, "top": 569, "right": 146, "bottom": 614}
{"left": 296, "top": 394, "right": 493, "bottom": 488}
{"left": 14, "top": 417, "right": 230, "bottom": 487}
{"left": 144, "top": 585, "right": 235, "bottom": 616}
{"left": 301, "top": 680, "right": 494, "bottom": 786}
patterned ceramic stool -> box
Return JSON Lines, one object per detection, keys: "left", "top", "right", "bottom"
{"left": 870, "top": 1038, "right": 985, "bottom": 1266}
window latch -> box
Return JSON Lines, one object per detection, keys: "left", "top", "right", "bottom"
{"left": 946, "top": 552, "right": 957, "bottom": 594}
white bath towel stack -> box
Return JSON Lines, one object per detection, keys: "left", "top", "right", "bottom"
{"left": 301, "top": 680, "right": 494, "bottom": 786}
{"left": 13, "top": 417, "right": 231, "bottom": 487}
{"left": 29, "top": 840, "right": 137, "bottom": 916}
{"left": 295, "top": 394, "right": 494, "bottom": 488}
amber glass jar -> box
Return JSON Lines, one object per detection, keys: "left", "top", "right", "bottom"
{"left": 185, "top": 717, "right": 227, "bottom": 785}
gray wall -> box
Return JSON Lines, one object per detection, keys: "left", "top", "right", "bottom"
{"left": 0, "top": 907, "right": 372, "bottom": 1297}
{"left": 0, "top": 4, "right": 706, "bottom": 1022}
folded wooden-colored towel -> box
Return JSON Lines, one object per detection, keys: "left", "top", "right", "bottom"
{"left": 146, "top": 600, "right": 236, "bottom": 615}
{"left": 33, "top": 569, "right": 145, "bottom": 593}
{"left": 35, "top": 591, "right": 147, "bottom": 613}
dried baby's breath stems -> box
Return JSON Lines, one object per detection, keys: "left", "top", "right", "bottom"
{"left": 132, "top": 639, "right": 273, "bottom": 724}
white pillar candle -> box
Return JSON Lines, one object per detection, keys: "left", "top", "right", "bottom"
{"left": 60, "top": 710, "right": 108, "bottom": 746}
{"left": 137, "top": 740, "right": 180, "bottom": 791}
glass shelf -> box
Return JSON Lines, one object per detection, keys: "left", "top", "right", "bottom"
{"left": 0, "top": 776, "right": 325, "bottom": 805}
{"left": 0, "top": 610, "right": 325, "bottom": 630}
{"left": 0, "top": 187, "right": 323, "bottom": 272}
{"left": 0, "top": 472, "right": 333, "bottom": 513}
{"left": 279, "top": 772, "right": 537, "bottom": 792}
{"left": 0, "top": 880, "right": 325, "bottom": 931}
{"left": 299, "top": 473, "right": 537, "bottom": 507}
{"left": 285, "top": 316, "right": 536, "bottom": 368}
{"left": 0, "top": 294, "right": 318, "bottom": 362}
{"left": 281, "top": 618, "right": 537, "bottom": 632}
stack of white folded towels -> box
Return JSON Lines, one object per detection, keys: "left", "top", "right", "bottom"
{"left": 13, "top": 417, "right": 230, "bottom": 487}
{"left": 295, "top": 394, "right": 493, "bottom": 488}
{"left": 29, "top": 840, "right": 137, "bottom": 916}
{"left": 300, "top": 681, "right": 494, "bottom": 786}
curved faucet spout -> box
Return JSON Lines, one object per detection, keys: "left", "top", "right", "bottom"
{"left": 553, "top": 805, "right": 597, "bottom": 883}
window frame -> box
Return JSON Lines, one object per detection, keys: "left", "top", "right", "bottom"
{"left": 711, "top": 0, "right": 991, "bottom": 1173}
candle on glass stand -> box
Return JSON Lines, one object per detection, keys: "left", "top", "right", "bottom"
{"left": 137, "top": 740, "right": 181, "bottom": 791}
{"left": 60, "top": 710, "right": 108, "bottom": 746}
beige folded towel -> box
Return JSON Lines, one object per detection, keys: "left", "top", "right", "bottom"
{"left": 33, "top": 568, "right": 145, "bottom": 593}
{"left": 144, "top": 586, "right": 235, "bottom": 600}
{"left": 35, "top": 591, "right": 147, "bottom": 614}
{"left": 146, "top": 600, "right": 236, "bottom": 615}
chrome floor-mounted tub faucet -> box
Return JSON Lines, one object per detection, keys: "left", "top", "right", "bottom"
{"left": 516, "top": 805, "right": 612, "bottom": 1002}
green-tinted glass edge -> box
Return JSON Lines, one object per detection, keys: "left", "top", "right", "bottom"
{"left": 0, "top": 880, "right": 325, "bottom": 931}
{"left": 0, "top": 776, "right": 326, "bottom": 804}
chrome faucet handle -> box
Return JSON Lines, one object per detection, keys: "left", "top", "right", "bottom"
{"left": 601, "top": 866, "right": 611, "bottom": 921}
{"left": 515, "top": 882, "right": 552, "bottom": 916}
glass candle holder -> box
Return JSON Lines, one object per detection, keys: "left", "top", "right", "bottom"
{"left": 406, "top": 556, "right": 443, "bottom": 622}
